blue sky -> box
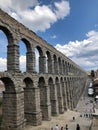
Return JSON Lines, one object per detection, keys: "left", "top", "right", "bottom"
{"left": 0, "top": 0, "right": 98, "bottom": 72}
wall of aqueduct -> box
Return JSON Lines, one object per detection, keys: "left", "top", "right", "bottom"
{"left": 0, "top": 9, "right": 87, "bottom": 130}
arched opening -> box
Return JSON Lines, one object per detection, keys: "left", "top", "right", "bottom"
{"left": 23, "top": 77, "right": 34, "bottom": 124}
{"left": 64, "top": 77, "right": 68, "bottom": 109}
{"left": 38, "top": 77, "right": 45, "bottom": 119}
{"left": 19, "top": 38, "right": 32, "bottom": 72}
{"left": 0, "top": 28, "right": 8, "bottom": 71}
{"left": 48, "top": 77, "right": 59, "bottom": 116}
{"left": 69, "top": 78, "right": 73, "bottom": 110}
{"left": 46, "top": 51, "right": 52, "bottom": 73}
{"left": 62, "top": 60, "right": 65, "bottom": 75}
{"left": 55, "top": 77, "right": 60, "bottom": 112}
{"left": 35, "top": 48, "right": 39, "bottom": 73}
{"left": 46, "top": 54, "right": 48, "bottom": 73}
{"left": 67, "top": 62, "right": 70, "bottom": 74}
{"left": 1, "top": 77, "right": 15, "bottom": 92}
{"left": 38, "top": 77, "right": 51, "bottom": 120}
{"left": 60, "top": 77, "right": 67, "bottom": 110}
{"left": 24, "top": 77, "right": 34, "bottom": 88}
{"left": 67, "top": 77, "right": 71, "bottom": 109}
{"left": 0, "top": 26, "right": 15, "bottom": 72}
{"left": 35, "top": 46, "right": 44, "bottom": 73}
{"left": 58, "top": 57, "right": 62, "bottom": 74}
{"left": 65, "top": 61, "right": 67, "bottom": 75}
{"left": 48, "top": 77, "right": 54, "bottom": 115}
{"left": 19, "top": 40, "right": 26, "bottom": 72}
{"left": 55, "top": 77, "right": 64, "bottom": 113}
{"left": 0, "top": 77, "right": 16, "bottom": 128}
{"left": 69, "top": 64, "right": 71, "bottom": 74}
{"left": 53, "top": 55, "right": 58, "bottom": 74}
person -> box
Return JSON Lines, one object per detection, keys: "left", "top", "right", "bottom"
{"left": 65, "top": 124, "right": 68, "bottom": 130}
{"left": 76, "top": 124, "right": 80, "bottom": 130}
{"left": 55, "top": 124, "right": 59, "bottom": 130}
{"left": 61, "top": 126, "right": 63, "bottom": 130}
{"left": 73, "top": 116, "right": 75, "bottom": 121}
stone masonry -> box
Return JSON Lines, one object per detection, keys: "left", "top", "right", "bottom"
{"left": 0, "top": 9, "right": 87, "bottom": 130}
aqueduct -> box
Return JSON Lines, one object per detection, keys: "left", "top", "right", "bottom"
{"left": 0, "top": 9, "right": 87, "bottom": 130}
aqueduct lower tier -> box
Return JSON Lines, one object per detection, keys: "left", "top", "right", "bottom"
{"left": 0, "top": 9, "right": 87, "bottom": 130}
{"left": 0, "top": 72, "right": 87, "bottom": 130}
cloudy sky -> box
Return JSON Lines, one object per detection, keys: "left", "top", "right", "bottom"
{"left": 0, "top": 0, "right": 98, "bottom": 72}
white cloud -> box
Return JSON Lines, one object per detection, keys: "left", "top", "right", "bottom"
{"left": 0, "top": 0, "right": 38, "bottom": 11}
{"left": 0, "top": 58, "right": 7, "bottom": 71}
{"left": 0, "top": 0, "right": 70, "bottom": 32}
{"left": 54, "top": 0, "right": 70, "bottom": 19}
{"left": 19, "top": 55, "right": 26, "bottom": 72}
{"left": 55, "top": 30, "right": 98, "bottom": 71}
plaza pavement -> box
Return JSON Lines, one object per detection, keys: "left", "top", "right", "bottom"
{"left": 25, "top": 95, "right": 93, "bottom": 130}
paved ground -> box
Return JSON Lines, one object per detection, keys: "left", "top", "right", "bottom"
{"left": 25, "top": 79, "right": 94, "bottom": 130}
{"left": 25, "top": 109, "right": 92, "bottom": 130}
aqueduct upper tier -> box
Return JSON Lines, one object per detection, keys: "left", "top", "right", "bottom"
{"left": 0, "top": 9, "right": 87, "bottom": 130}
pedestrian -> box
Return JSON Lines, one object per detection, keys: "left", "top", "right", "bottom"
{"left": 73, "top": 116, "right": 75, "bottom": 121}
{"left": 55, "top": 124, "right": 59, "bottom": 130}
{"left": 65, "top": 124, "right": 68, "bottom": 130}
{"left": 76, "top": 124, "right": 80, "bottom": 130}
{"left": 61, "top": 126, "right": 63, "bottom": 130}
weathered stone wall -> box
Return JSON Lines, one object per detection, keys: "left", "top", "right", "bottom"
{"left": 0, "top": 9, "right": 87, "bottom": 130}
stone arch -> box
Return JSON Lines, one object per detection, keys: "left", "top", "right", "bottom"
{"left": 0, "top": 25, "right": 13, "bottom": 44}
{"left": 23, "top": 77, "right": 36, "bottom": 125}
{"left": 0, "top": 26, "right": 14, "bottom": 72}
{"left": 35, "top": 46, "right": 45, "bottom": 73}
{"left": 24, "top": 77, "right": 34, "bottom": 88}
{"left": 68, "top": 77, "right": 72, "bottom": 109}
{"left": 0, "top": 77, "right": 25, "bottom": 129}
{"left": 71, "top": 64, "right": 73, "bottom": 73}
{"left": 69, "top": 64, "right": 71, "bottom": 73}
{"left": 62, "top": 60, "right": 65, "bottom": 75}
{"left": 66, "top": 77, "right": 70, "bottom": 109}
{"left": 65, "top": 61, "right": 67, "bottom": 75}
{"left": 58, "top": 57, "right": 62, "bottom": 74}
{"left": 69, "top": 77, "right": 73, "bottom": 109}
{"left": 48, "top": 77, "right": 58, "bottom": 116}
{"left": 53, "top": 54, "right": 58, "bottom": 74}
{"left": 38, "top": 76, "right": 51, "bottom": 120}
{"left": 55, "top": 77, "right": 59, "bottom": 84}
{"left": 1, "top": 77, "right": 15, "bottom": 92}
{"left": 48, "top": 77, "right": 53, "bottom": 85}
{"left": 48, "top": 77, "right": 53, "bottom": 104}
{"left": 60, "top": 77, "right": 67, "bottom": 110}
{"left": 67, "top": 62, "right": 70, "bottom": 73}
{"left": 46, "top": 51, "right": 52, "bottom": 73}
{"left": 71, "top": 65, "right": 74, "bottom": 74}
{"left": 55, "top": 77, "right": 64, "bottom": 114}
{"left": 18, "top": 38, "right": 35, "bottom": 73}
